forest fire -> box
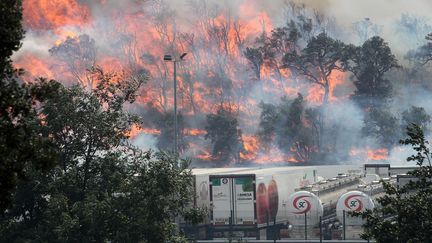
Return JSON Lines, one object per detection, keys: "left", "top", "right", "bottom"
{"left": 15, "top": 0, "right": 428, "bottom": 167}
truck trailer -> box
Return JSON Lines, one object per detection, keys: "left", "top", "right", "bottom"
{"left": 208, "top": 166, "right": 317, "bottom": 239}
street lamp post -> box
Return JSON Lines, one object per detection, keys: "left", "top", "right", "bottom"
{"left": 164, "top": 53, "right": 187, "bottom": 154}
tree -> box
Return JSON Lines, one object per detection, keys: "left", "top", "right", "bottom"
{"left": 156, "top": 111, "right": 188, "bottom": 153}
{"left": 244, "top": 47, "right": 264, "bottom": 80}
{"left": 257, "top": 102, "right": 278, "bottom": 151}
{"left": 405, "top": 33, "right": 432, "bottom": 65}
{"left": 401, "top": 106, "right": 431, "bottom": 132}
{"left": 396, "top": 13, "right": 432, "bottom": 49}
{"left": 282, "top": 32, "right": 347, "bottom": 105}
{"left": 259, "top": 24, "right": 302, "bottom": 79}
{"left": 49, "top": 34, "right": 96, "bottom": 87}
{"left": 1, "top": 73, "right": 201, "bottom": 242}
{"left": 355, "top": 124, "right": 432, "bottom": 242}
{"left": 205, "top": 107, "right": 243, "bottom": 164}
{"left": 247, "top": 2, "right": 336, "bottom": 82}
{"left": 257, "top": 94, "right": 319, "bottom": 163}
{"left": 344, "top": 36, "right": 399, "bottom": 109}
{"left": 352, "top": 18, "right": 382, "bottom": 44}
{"left": 0, "top": 0, "right": 24, "bottom": 76}
{"left": 1, "top": 149, "right": 196, "bottom": 242}
{"left": 0, "top": 0, "right": 58, "bottom": 211}
{"left": 362, "top": 107, "right": 400, "bottom": 150}
{"left": 279, "top": 94, "right": 319, "bottom": 162}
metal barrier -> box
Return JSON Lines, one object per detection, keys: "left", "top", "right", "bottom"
{"left": 196, "top": 240, "right": 373, "bottom": 243}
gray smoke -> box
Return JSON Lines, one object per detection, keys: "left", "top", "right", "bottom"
{"left": 14, "top": 0, "right": 432, "bottom": 166}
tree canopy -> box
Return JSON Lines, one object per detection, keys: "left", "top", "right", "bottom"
{"left": 344, "top": 36, "right": 399, "bottom": 109}
{"left": 205, "top": 107, "right": 243, "bottom": 164}
{"left": 0, "top": 0, "right": 59, "bottom": 211}
{"left": 0, "top": 0, "right": 24, "bottom": 76}
{"left": 257, "top": 94, "right": 319, "bottom": 163}
{"left": 0, "top": 74, "right": 201, "bottom": 242}
{"left": 282, "top": 32, "right": 347, "bottom": 104}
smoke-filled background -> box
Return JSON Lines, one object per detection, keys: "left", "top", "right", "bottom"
{"left": 14, "top": 0, "right": 432, "bottom": 167}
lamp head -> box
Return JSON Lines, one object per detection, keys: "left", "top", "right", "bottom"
{"left": 163, "top": 55, "right": 172, "bottom": 61}
{"left": 180, "top": 52, "right": 187, "bottom": 60}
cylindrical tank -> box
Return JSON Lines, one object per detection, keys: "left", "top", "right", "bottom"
{"left": 336, "top": 190, "right": 374, "bottom": 226}
{"left": 287, "top": 190, "right": 323, "bottom": 226}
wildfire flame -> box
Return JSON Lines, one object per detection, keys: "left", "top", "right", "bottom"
{"left": 17, "top": 0, "right": 363, "bottom": 165}
{"left": 367, "top": 148, "right": 388, "bottom": 161}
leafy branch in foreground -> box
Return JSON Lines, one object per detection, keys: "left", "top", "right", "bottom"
{"left": 353, "top": 123, "right": 432, "bottom": 243}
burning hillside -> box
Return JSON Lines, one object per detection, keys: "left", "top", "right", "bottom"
{"left": 14, "top": 0, "right": 432, "bottom": 166}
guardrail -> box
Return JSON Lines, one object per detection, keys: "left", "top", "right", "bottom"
{"left": 196, "top": 240, "right": 373, "bottom": 243}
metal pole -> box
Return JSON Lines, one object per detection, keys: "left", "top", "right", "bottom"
{"left": 173, "top": 60, "right": 178, "bottom": 155}
{"left": 343, "top": 210, "right": 346, "bottom": 240}
{"left": 274, "top": 217, "right": 277, "bottom": 243}
{"left": 305, "top": 212, "right": 307, "bottom": 240}
{"left": 319, "top": 216, "right": 322, "bottom": 243}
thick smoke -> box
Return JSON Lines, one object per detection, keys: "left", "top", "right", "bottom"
{"left": 15, "top": 0, "right": 432, "bottom": 166}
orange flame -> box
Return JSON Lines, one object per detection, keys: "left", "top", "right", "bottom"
{"left": 239, "top": 135, "right": 259, "bottom": 160}
{"left": 14, "top": 53, "right": 54, "bottom": 82}
{"left": 367, "top": 148, "right": 388, "bottom": 161}
{"left": 23, "top": 0, "right": 91, "bottom": 31}
{"left": 19, "top": 0, "right": 355, "bottom": 165}
{"left": 127, "top": 125, "right": 161, "bottom": 139}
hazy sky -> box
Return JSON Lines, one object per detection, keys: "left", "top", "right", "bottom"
{"left": 305, "top": 0, "right": 432, "bottom": 26}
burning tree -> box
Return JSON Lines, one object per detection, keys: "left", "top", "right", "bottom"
{"left": 282, "top": 32, "right": 347, "bottom": 105}
{"left": 244, "top": 46, "right": 264, "bottom": 80}
{"left": 49, "top": 34, "right": 96, "bottom": 88}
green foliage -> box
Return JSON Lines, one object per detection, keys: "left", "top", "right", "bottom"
{"left": 183, "top": 206, "right": 208, "bottom": 226}
{"left": 205, "top": 107, "right": 243, "bottom": 164}
{"left": 0, "top": 78, "right": 59, "bottom": 211}
{"left": 1, "top": 150, "right": 195, "bottom": 242}
{"left": 355, "top": 124, "right": 432, "bottom": 243}
{"left": 344, "top": 36, "right": 399, "bottom": 109}
{"left": 0, "top": 0, "right": 24, "bottom": 77}
{"left": 1, "top": 73, "right": 200, "bottom": 242}
{"left": 400, "top": 124, "right": 432, "bottom": 167}
{"left": 0, "top": 0, "right": 59, "bottom": 211}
